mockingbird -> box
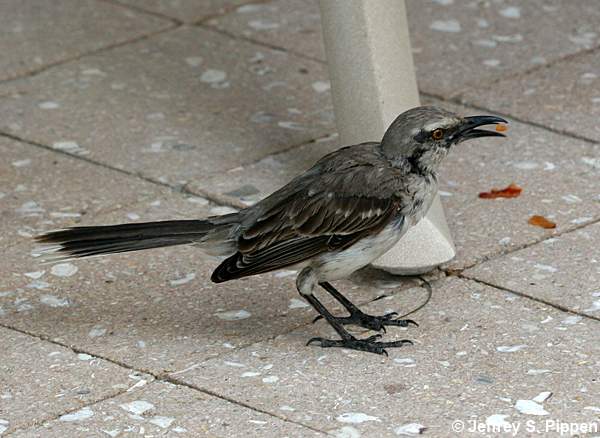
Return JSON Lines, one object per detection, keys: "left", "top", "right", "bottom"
{"left": 36, "top": 106, "right": 507, "bottom": 355}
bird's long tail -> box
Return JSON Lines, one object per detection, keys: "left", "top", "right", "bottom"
{"left": 34, "top": 217, "right": 237, "bottom": 261}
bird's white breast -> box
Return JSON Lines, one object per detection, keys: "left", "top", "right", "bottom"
{"left": 312, "top": 216, "right": 409, "bottom": 281}
{"left": 312, "top": 174, "right": 438, "bottom": 282}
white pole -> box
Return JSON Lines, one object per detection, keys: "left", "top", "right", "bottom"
{"left": 319, "top": 0, "right": 455, "bottom": 274}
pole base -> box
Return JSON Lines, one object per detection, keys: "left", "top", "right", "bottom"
{"left": 371, "top": 196, "right": 455, "bottom": 275}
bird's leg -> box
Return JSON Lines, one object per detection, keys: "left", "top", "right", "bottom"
{"left": 316, "top": 282, "right": 418, "bottom": 332}
{"left": 297, "top": 268, "right": 411, "bottom": 355}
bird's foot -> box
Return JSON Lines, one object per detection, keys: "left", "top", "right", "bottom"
{"left": 313, "top": 310, "right": 418, "bottom": 333}
{"left": 307, "top": 334, "right": 412, "bottom": 356}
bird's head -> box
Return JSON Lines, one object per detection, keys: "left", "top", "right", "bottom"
{"left": 381, "top": 106, "right": 507, "bottom": 173}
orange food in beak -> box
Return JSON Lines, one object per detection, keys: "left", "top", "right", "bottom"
{"left": 495, "top": 124, "right": 508, "bottom": 132}
{"left": 478, "top": 183, "right": 522, "bottom": 199}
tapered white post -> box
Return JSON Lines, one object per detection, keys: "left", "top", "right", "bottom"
{"left": 319, "top": 0, "right": 455, "bottom": 274}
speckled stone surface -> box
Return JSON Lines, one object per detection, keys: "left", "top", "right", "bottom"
{"left": 11, "top": 381, "right": 322, "bottom": 437}
{"left": 205, "top": 0, "right": 325, "bottom": 61}
{"left": 185, "top": 135, "right": 340, "bottom": 206}
{"left": 0, "top": 136, "right": 187, "bottom": 250}
{"left": 437, "top": 108, "right": 600, "bottom": 270}
{"left": 116, "top": 0, "right": 254, "bottom": 23}
{"left": 0, "top": 26, "right": 334, "bottom": 188}
{"left": 207, "top": 0, "right": 600, "bottom": 97}
{"left": 0, "top": 0, "right": 171, "bottom": 82}
{"left": 464, "top": 222, "right": 600, "bottom": 319}
{"left": 461, "top": 48, "right": 600, "bottom": 142}
{"left": 0, "top": 326, "right": 147, "bottom": 435}
{"left": 2, "top": 1, "right": 600, "bottom": 436}
{"left": 171, "top": 277, "right": 600, "bottom": 438}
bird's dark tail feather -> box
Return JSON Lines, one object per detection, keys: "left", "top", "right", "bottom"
{"left": 34, "top": 219, "right": 225, "bottom": 261}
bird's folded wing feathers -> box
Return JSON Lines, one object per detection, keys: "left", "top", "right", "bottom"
{"left": 211, "top": 160, "right": 404, "bottom": 282}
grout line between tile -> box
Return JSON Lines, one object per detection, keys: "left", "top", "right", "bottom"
{"left": 242, "top": 131, "right": 338, "bottom": 167}
{"left": 0, "top": 23, "right": 180, "bottom": 86}
{"left": 443, "top": 216, "right": 600, "bottom": 275}
{"left": 198, "top": 24, "right": 325, "bottom": 63}
{"left": 194, "top": 0, "right": 275, "bottom": 26}
{"left": 1, "top": 129, "right": 336, "bottom": 210}
{"left": 0, "top": 131, "right": 243, "bottom": 209}
{"left": 4, "top": 382, "right": 142, "bottom": 436}
{"left": 450, "top": 43, "right": 600, "bottom": 102}
{"left": 159, "top": 376, "right": 329, "bottom": 436}
{"left": 460, "top": 275, "right": 600, "bottom": 323}
{"left": 196, "top": 130, "right": 338, "bottom": 187}
{"left": 100, "top": 0, "right": 183, "bottom": 24}
{"left": 4, "top": 385, "right": 138, "bottom": 436}
{"left": 422, "top": 91, "right": 600, "bottom": 146}
{"left": 0, "top": 320, "right": 328, "bottom": 436}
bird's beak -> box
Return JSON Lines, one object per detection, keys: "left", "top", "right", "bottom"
{"left": 455, "top": 115, "right": 508, "bottom": 141}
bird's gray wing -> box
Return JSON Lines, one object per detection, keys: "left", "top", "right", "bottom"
{"left": 211, "top": 153, "right": 404, "bottom": 282}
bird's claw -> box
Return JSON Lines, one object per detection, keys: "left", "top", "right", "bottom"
{"left": 307, "top": 334, "right": 413, "bottom": 355}
{"left": 380, "top": 314, "right": 419, "bottom": 328}
{"left": 312, "top": 310, "right": 418, "bottom": 332}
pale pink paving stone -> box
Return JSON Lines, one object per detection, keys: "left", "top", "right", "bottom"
{"left": 116, "top": 0, "right": 255, "bottom": 23}
{"left": 185, "top": 136, "right": 340, "bottom": 206}
{"left": 168, "top": 277, "right": 600, "bottom": 437}
{"left": 0, "top": 0, "right": 171, "bottom": 82}
{"left": 205, "top": 0, "right": 324, "bottom": 61}
{"left": 464, "top": 221, "right": 600, "bottom": 318}
{"left": 207, "top": 0, "right": 600, "bottom": 97}
{"left": 0, "top": 136, "right": 183, "bottom": 250}
{"left": 461, "top": 48, "right": 600, "bottom": 142}
{"left": 0, "top": 326, "right": 146, "bottom": 434}
{"left": 0, "top": 26, "right": 334, "bottom": 189}
{"left": 0, "top": 139, "right": 211, "bottom": 253}
{"left": 11, "top": 381, "right": 323, "bottom": 437}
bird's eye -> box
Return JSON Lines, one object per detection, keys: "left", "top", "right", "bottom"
{"left": 431, "top": 129, "right": 444, "bottom": 140}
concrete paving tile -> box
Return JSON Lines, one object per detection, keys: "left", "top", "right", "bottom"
{"left": 170, "top": 277, "right": 600, "bottom": 438}
{"left": 0, "top": 26, "right": 334, "bottom": 189}
{"left": 437, "top": 110, "right": 600, "bottom": 270}
{"left": 205, "top": 0, "right": 325, "bottom": 61}
{"left": 464, "top": 222, "right": 600, "bottom": 319}
{"left": 0, "top": 325, "right": 147, "bottom": 434}
{"left": 186, "top": 135, "right": 340, "bottom": 206}
{"left": 116, "top": 0, "right": 254, "bottom": 23}
{"left": 207, "top": 0, "right": 600, "bottom": 97}
{"left": 0, "top": 136, "right": 184, "bottom": 250}
{"left": 0, "top": 0, "right": 171, "bottom": 82}
{"left": 461, "top": 48, "right": 600, "bottom": 142}
{"left": 12, "top": 381, "right": 322, "bottom": 437}
{"left": 407, "top": 0, "right": 600, "bottom": 97}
